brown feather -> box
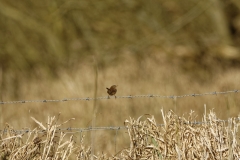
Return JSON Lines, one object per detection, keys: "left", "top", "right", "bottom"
{"left": 106, "top": 85, "right": 118, "bottom": 96}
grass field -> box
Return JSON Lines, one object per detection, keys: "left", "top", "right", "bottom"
{"left": 1, "top": 0, "right": 240, "bottom": 158}
{"left": 1, "top": 54, "right": 240, "bottom": 155}
{"left": 1, "top": 109, "right": 240, "bottom": 159}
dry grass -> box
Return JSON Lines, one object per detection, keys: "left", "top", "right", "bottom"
{"left": 1, "top": 109, "right": 240, "bottom": 159}
{"left": 1, "top": 0, "right": 240, "bottom": 157}
{"left": 1, "top": 54, "right": 240, "bottom": 154}
{"left": 0, "top": 115, "right": 95, "bottom": 160}
{"left": 120, "top": 109, "right": 240, "bottom": 159}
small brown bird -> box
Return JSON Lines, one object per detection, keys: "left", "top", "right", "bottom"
{"left": 106, "top": 85, "right": 118, "bottom": 99}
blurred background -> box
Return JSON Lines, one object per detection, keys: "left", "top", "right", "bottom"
{"left": 0, "top": 0, "right": 240, "bottom": 154}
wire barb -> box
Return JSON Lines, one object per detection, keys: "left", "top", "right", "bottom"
{"left": 62, "top": 99, "right": 68, "bottom": 102}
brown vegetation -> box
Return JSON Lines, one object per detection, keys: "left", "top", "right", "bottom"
{"left": 1, "top": 110, "right": 240, "bottom": 159}
{"left": 0, "top": 0, "right": 240, "bottom": 156}
{"left": 0, "top": 0, "right": 240, "bottom": 76}
{"left": 0, "top": 53, "right": 240, "bottom": 154}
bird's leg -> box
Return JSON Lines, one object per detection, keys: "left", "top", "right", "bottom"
{"left": 108, "top": 95, "right": 110, "bottom": 99}
{"left": 115, "top": 95, "right": 117, "bottom": 99}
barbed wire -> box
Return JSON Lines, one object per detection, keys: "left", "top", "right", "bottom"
{"left": 1, "top": 115, "right": 239, "bottom": 154}
{"left": 0, "top": 90, "right": 239, "bottom": 136}
{"left": 1, "top": 118, "right": 238, "bottom": 135}
{"left": 0, "top": 126, "right": 125, "bottom": 135}
{"left": 0, "top": 90, "right": 239, "bottom": 105}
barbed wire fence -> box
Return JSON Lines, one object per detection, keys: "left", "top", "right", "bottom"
{"left": 0, "top": 89, "right": 239, "bottom": 153}
{"left": 0, "top": 89, "right": 238, "bottom": 104}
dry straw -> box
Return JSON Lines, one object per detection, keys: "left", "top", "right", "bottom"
{"left": 119, "top": 110, "right": 240, "bottom": 159}
{"left": 1, "top": 110, "right": 240, "bottom": 159}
